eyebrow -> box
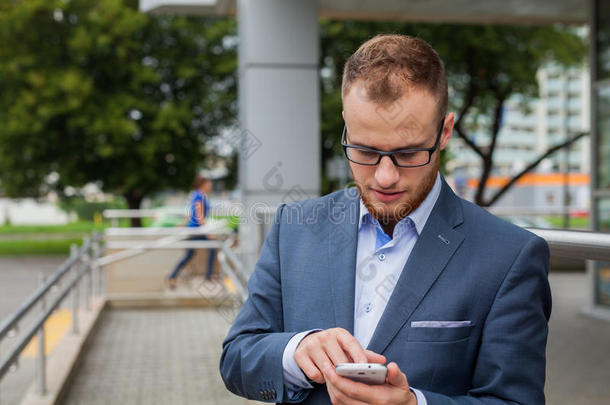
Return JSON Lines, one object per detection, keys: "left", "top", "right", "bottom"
{"left": 346, "top": 132, "right": 429, "bottom": 151}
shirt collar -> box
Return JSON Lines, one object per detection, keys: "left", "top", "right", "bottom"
{"left": 358, "top": 172, "right": 442, "bottom": 236}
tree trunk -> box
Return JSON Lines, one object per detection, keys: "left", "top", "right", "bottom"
{"left": 474, "top": 93, "right": 507, "bottom": 207}
{"left": 124, "top": 191, "right": 144, "bottom": 227}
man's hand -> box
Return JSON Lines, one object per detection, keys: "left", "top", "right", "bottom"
{"left": 294, "top": 327, "right": 386, "bottom": 384}
{"left": 323, "top": 361, "right": 417, "bottom": 405}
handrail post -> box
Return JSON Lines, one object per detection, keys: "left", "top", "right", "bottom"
{"left": 82, "top": 235, "right": 91, "bottom": 311}
{"left": 70, "top": 243, "right": 78, "bottom": 259}
{"left": 70, "top": 243, "right": 80, "bottom": 334}
{"left": 84, "top": 253, "right": 91, "bottom": 311}
{"left": 92, "top": 239, "right": 101, "bottom": 296}
{"left": 71, "top": 281, "right": 79, "bottom": 335}
{"left": 36, "top": 272, "right": 47, "bottom": 396}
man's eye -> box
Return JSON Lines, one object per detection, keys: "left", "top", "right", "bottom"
{"left": 395, "top": 151, "right": 418, "bottom": 161}
{"left": 358, "top": 150, "right": 379, "bottom": 159}
{"left": 395, "top": 151, "right": 427, "bottom": 166}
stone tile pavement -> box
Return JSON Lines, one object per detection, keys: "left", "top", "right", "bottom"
{"left": 545, "top": 272, "right": 610, "bottom": 404}
{"left": 58, "top": 307, "right": 251, "bottom": 405}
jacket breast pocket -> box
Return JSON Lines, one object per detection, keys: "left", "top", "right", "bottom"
{"left": 407, "top": 322, "right": 474, "bottom": 342}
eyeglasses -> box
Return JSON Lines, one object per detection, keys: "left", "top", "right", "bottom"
{"left": 341, "top": 119, "right": 444, "bottom": 168}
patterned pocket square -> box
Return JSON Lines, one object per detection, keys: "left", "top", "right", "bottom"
{"left": 411, "top": 320, "right": 472, "bottom": 328}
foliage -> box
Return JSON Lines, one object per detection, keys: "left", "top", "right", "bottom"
{"left": 0, "top": 0, "right": 237, "bottom": 223}
{"left": 58, "top": 196, "right": 127, "bottom": 221}
{"left": 0, "top": 5, "right": 588, "bottom": 209}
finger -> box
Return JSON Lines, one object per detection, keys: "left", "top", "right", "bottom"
{"left": 323, "top": 364, "right": 383, "bottom": 404}
{"left": 308, "top": 349, "right": 334, "bottom": 381}
{"left": 327, "top": 380, "right": 371, "bottom": 405}
{"left": 295, "top": 353, "right": 325, "bottom": 384}
{"left": 336, "top": 331, "right": 367, "bottom": 363}
{"left": 322, "top": 335, "right": 351, "bottom": 366}
{"left": 386, "top": 362, "right": 409, "bottom": 388}
{"left": 364, "top": 349, "right": 386, "bottom": 364}
{"left": 324, "top": 365, "right": 367, "bottom": 405}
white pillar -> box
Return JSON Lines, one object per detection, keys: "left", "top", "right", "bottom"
{"left": 236, "top": 0, "right": 320, "bottom": 272}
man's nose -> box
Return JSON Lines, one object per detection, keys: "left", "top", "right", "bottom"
{"left": 374, "top": 156, "right": 399, "bottom": 188}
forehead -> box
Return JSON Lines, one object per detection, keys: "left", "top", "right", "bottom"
{"left": 343, "top": 83, "right": 439, "bottom": 148}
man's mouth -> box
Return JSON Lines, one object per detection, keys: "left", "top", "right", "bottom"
{"left": 372, "top": 189, "right": 404, "bottom": 202}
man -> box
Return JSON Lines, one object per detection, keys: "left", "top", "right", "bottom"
{"left": 220, "top": 34, "right": 551, "bottom": 404}
{"left": 167, "top": 174, "right": 216, "bottom": 288}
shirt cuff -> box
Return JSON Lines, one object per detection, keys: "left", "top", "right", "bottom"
{"left": 282, "top": 329, "right": 322, "bottom": 395}
{"left": 410, "top": 387, "right": 427, "bottom": 405}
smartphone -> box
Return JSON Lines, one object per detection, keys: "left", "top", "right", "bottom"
{"left": 335, "top": 363, "right": 387, "bottom": 385}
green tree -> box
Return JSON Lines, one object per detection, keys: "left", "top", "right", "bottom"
{"left": 0, "top": 0, "right": 237, "bottom": 225}
{"left": 319, "top": 21, "right": 587, "bottom": 205}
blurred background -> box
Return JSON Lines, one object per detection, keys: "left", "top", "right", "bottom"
{"left": 0, "top": 1, "right": 609, "bottom": 404}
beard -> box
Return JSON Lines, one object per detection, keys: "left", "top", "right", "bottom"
{"left": 351, "top": 160, "right": 438, "bottom": 228}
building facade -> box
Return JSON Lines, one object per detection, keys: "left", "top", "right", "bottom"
{"left": 448, "top": 63, "right": 591, "bottom": 213}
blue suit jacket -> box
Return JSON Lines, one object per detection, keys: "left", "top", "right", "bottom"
{"left": 220, "top": 178, "right": 551, "bottom": 404}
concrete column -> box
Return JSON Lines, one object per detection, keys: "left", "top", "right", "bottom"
{"left": 236, "top": 0, "right": 320, "bottom": 272}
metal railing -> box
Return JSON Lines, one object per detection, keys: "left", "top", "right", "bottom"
{"left": 0, "top": 233, "right": 103, "bottom": 398}
{"left": 98, "top": 223, "right": 231, "bottom": 268}
{"left": 526, "top": 228, "right": 610, "bottom": 262}
{"left": 217, "top": 237, "right": 249, "bottom": 303}
{"left": 103, "top": 203, "right": 242, "bottom": 227}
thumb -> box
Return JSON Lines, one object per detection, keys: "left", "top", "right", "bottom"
{"left": 386, "top": 362, "right": 409, "bottom": 388}
{"left": 364, "top": 349, "right": 386, "bottom": 364}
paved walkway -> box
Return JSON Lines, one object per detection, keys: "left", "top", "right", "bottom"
{"left": 58, "top": 307, "right": 251, "bottom": 405}
{"left": 546, "top": 272, "right": 610, "bottom": 404}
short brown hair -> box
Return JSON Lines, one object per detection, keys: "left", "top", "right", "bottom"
{"left": 191, "top": 174, "right": 210, "bottom": 191}
{"left": 342, "top": 34, "right": 448, "bottom": 120}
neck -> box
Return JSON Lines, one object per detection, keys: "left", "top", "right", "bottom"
{"left": 379, "top": 220, "right": 397, "bottom": 239}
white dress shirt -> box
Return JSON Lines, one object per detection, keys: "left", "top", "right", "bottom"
{"left": 282, "top": 173, "right": 442, "bottom": 404}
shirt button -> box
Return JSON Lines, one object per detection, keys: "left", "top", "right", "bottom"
{"left": 364, "top": 303, "right": 372, "bottom": 313}
{"left": 378, "top": 253, "right": 386, "bottom": 261}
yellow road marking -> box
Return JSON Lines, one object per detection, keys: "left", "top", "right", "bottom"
{"left": 21, "top": 309, "right": 71, "bottom": 357}
{"left": 224, "top": 276, "right": 236, "bottom": 294}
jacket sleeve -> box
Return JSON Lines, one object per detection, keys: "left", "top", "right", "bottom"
{"left": 419, "top": 235, "right": 552, "bottom": 404}
{"left": 219, "top": 204, "right": 308, "bottom": 403}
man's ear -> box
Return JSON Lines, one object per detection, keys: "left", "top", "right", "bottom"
{"left": 439, "top": 112, "right": 455, "bottom": 151}
{"left": 342, "top": 110, "right": 345, "bottom": 120}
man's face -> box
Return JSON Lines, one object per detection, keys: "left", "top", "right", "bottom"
{"left": 342, "top": 81, "right": 454, "bottom": 226}
{"left": 200, "top": 180, "right": 212, "bottom": 194}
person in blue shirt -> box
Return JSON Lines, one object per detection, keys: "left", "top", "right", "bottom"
{"left": 167, "top": 175, "right": 215, "bottom": 289}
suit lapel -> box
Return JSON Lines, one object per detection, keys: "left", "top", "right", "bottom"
{"left": 328, "top": 189, "right": 360, "bottom": 334}
{"left": 366, "top": 179, "right": 465, "bottom": 354}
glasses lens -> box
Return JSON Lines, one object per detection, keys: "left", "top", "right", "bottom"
{"left": 346, "top": 148, "right": 379, "bottom": 165}
{"left": 394, "top": 150, "right": 429, "bottom": 167}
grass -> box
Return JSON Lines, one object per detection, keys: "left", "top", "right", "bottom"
{"left": 0, "top": 238, "right": 83, "bottom": 256}
{"left": 544, "top": 216, "right": 589, "bottom": 229}
{"left": 0, "top": 221, "right": 108, "bottom": 234}
{"left": 0, "top": 221, "right": 108, "bottom": 256}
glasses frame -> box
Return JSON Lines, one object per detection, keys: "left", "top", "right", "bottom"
{"left": 341, "top": 119, "right": 445, "bottom": 168}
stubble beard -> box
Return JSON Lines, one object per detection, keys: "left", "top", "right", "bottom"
{"left": 351, "top": 160, "right": 439, "bottom": 228}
